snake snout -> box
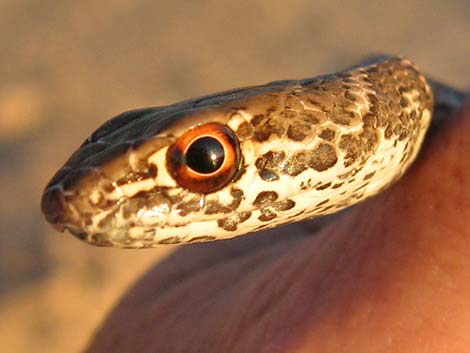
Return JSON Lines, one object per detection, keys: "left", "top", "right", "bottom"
{"left": 41, "top": 186, "right": 67, "bottom": 229}
{"left": 41, "top": 185, "right": 87, "bottom": 240}
{"left": 41, "top": 165, "right": 108, "bottom": 241}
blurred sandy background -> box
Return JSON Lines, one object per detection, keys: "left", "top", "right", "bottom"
{"left": 0, "top": 1, "right": 468, "bottom": 352}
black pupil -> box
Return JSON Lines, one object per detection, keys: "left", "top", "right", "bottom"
{"left": 185, "top": 137, "right": 225, "bottom": 174}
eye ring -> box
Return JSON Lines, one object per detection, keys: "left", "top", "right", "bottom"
{"left": 166, "top": 123, "right": 240, "bottom": 193}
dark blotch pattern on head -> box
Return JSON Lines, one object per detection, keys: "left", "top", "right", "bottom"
{"left": 217, "top": 211, "right": 252, "bottom": 231}
{"left": 204, "top": 188, "right": 244, "bottom": 215}
{"left": 253, "top": 191, "right": 279, "bottom": 207}
{"left": 40, "top": 56, "right": 434, "bottom": 247}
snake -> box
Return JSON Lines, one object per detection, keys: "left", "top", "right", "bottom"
{"left": 40, "top": 55, "right": 465, "bottom": 248}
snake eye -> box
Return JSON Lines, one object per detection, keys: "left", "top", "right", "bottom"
{"left": 166, "top": 123, "right": 240, "bottom": 193}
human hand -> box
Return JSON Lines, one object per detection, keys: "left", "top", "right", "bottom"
{"left": 86, "top": 105, "right": 470, "bottom": 353}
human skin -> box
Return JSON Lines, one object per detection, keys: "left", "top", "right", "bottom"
{"left": 85, "top": 104, "right": 470, "bottom": 353}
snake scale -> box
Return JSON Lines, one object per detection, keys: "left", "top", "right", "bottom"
{"left": 42, "top": 55, "right": 460, "bottom": 248}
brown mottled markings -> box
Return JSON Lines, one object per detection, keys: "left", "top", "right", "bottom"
{"left": 267, "top": 105, "right": 278, "bottom": 114}
{"left": 148, "top": 164, "right": 158, "bottom": 177}
{"left": 281, "top": 143, "right": 338, "bottom": 176}
{"left": 251, "top": 114, "right": 265, "bottom": 126}
{"left": 399, "top": 110, "right": 408, "bottom": 124}
{"left": 238, "top": 211, "right": 252, "bottom": 222}
{"left": 353, "top": 183, "right": 368, "bottom": 192}
{"left": 318, "top": 127, "right": 336, "bottom": 142}
{"left": 42, "top": 57, "right": 435, "bottom": 249}
{"left": 300, "top": 179, "right": 312, "bottom": 190}
{"left": 308, "top": 143, "right": 338, "bottom": 171}
{"left": 287, "top": 124, "right": 309, "bottom": 141}
{"left": 363, "top": 60, "right": 431, "bottom": 155}
{"left": 284, "top": 110, "right": 318, "bottom": 142}
{"left": 284, "top": 110, "right": 300, "bottom": 120}
{"left": 363, "top": 113, "right": 378, "bottom": 128}
{"left": 100, "top": 179, "right": 115, "bottom": 193}
{"left": 176, "top": 198, "right": 202, "bottom": 216}
{"left": 398, "top": 130, "right": 409, "bottom": 141}
{"left": 143, "top": 228, "right": 156, "bottom": 237}
{"left": 248, "top": 87, "right": 343, "bottom": 144}
{"left": 231, "top": 188, "right": 244, "bottom": 203}
{"left": 205, "top": 188, "right": 244, "bottom": 215}
{"left": 320, "top": 204, "right": 336, "bottom": 212}
{"left": 339, "top": 126, "right": 379, "bottom": 168}
{"left": 217, "top": 211, "right": 251, "bottom": 232}
{"left": 273, "top": 199, "right": 296, "bottom": 212}
{"left": 354, "top": 190, "right": 366, "bottom": 199}
{"left": 116, "top": 167, "right": 158, "bottom": 186}
{"left": 255, "top": 151, "right": 285, "bottom": 171}
{"left": 329, "top": 110, "right": 359, "bottom": 126}
{"left": 315, "top": 199, "right": 330, "bottom": 207}
{"left": 301, "top": 111, "right": 326, "bottom": 125}
{"left": 204, "top": 201, "right": 229, "bottom": 215}
{"left": 288, "top": 210, "right": 305, "bottom": 219}
{"left": 384, "top": 126, "right": 393, "bottom": 139}
{"left": 285, "top": 94, "right": 304, "bottom": 110}
{"left": 399, "top": 152, "right": 408, "bottom": 163}
{"left": 393, "top": 123, "right": 403, "bottom": 136}
{"left": 258, "top": 208, "right": 277, "bottom": 222}
{"left": 399, "top": 96, "right": 410, "bottom": 108}
{"left": 303, "top": 90, "right": 335, "bottom": 112}
{"left": 254, "top": 224, "right": 269, "bottom": 231}
{"left": 344, "top": 90, "right": 359, "bottom": 102}
{"left": 281, "top": 152, "right": 308, "bottom": 176}
{"left": 216, "top": 218, "right": 237, "bottom": 232}
{"left": 253, "top": 114, "right": 286, "bottom": 142}
{"left": 316, "top": 182, "right": 332, "bottom": 191}
{"left": 253, "top": 191, "right": 278, "bottom": 207}
{"left": 363, "top": 171, "right": 376, "bottom": 180}
{"left": 259, "top": 169, "right": 279, "bottom": 181}
{"left": 236, "top": 121, "right": 254, "bottom": 139}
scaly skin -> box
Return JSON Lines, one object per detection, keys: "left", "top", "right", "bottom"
{"left": 41, "top": 56, "right": 434, "bottom": 247}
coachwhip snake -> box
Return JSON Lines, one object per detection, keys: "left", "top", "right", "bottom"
{"left": 41, "top": 55, "right": 465, "bottom": 247}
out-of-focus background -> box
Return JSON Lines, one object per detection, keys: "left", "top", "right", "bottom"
{"left": 0, "top": 1, "right": 468, "bottom": 352}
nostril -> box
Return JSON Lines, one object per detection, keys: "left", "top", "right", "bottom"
{"left": 41, "top": 186, "right": 67, "bottom": 228}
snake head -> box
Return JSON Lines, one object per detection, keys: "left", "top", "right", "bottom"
{"left": 42, "top": 56, "right": 433, "bottom": 247}
{"left": 41, "top": 86, "right": 285, "bottom": 247}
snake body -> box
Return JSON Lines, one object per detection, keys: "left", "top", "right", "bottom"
{"left": 42, "top": 56, "right": 434, "bottom": 247}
